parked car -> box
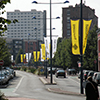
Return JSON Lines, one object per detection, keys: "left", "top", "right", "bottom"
{"left": 87, "top": 71, "right": 95, "bottom": 78}
{"left": 0, "top": 72, "right": 8, "bottom": 85}
{"left": 83, "top": 70, "right": 91, "bottom": 80}
{"left": 93, "top": 72, "right": 100, "bottom": 84}
{"left": 5, "top": 67, "right": 16, "bottom": 79}
{"left": 55, "top": 70, "right": 66, "bottom": 78}
{"left": 78, "top": 70, "right": 92, "bottom": 80}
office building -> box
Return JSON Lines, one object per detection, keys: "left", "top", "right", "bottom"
{"left": 62, "top": 4, "right": 98, "bottom": 38}
{"left": 7, "top": 9, "right": 46, "bottom": 41}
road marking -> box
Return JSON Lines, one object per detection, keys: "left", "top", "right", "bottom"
{"left": 13, "top": 73, "right": 24, "bottom": 93}
{"left": 69, "top": 76, "right": 80, "bottom": 85}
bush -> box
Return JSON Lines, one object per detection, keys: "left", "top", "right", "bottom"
{"left": 0, "top": 91, "right": 8, "bottom": 100}
{"left": 37, "top": 67, "right": 45, "bottom": 75}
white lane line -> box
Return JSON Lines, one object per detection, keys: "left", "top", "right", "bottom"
{"left": 13, "top": 74, "right": 24, "bottom": 93}
{"left": 69, "top": 76, "right": 80, "bottom": 85}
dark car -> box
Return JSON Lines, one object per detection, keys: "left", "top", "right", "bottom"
{"left": 55, "top": 70, "right": 66, "bottom": 78}
{"left": 48, "top": 68, "right": 56, "bottom": 74}
{"left": 67, "top": 69, "right": 77, "bottom": 75}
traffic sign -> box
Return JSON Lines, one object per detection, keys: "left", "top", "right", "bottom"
{"left": 0, "top": 60, "right": 4, "bottom": 66}
{"left": 78, "top": 62, "right": 81, "bottom": 67}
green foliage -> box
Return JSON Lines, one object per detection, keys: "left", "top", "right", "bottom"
{"left": 0, "top": 0, "right": 18, "bottom": 35}
{"left": 83, "top": 25, "right": 98, "bottom": 70}
{"left": 36, "top": 67, "right": 45, "bottom": 75}
{"left": 54, "top": 37, "right": 79, "bottom": 69}
{"left": 15, "top": 48, "right": 23, "bottom": 64}
{"left": 0, "top": 38, "right": 11, "bottom": 66}
{"left": 0, "top": 90, "right": 8, "bottom": 100}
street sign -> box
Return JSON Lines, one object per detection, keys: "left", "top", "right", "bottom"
{"left": 78, "top": 62, "right": 81, "bottom": 67}
{"left": 0, "top": 60, "right": 4, "bottom": 66}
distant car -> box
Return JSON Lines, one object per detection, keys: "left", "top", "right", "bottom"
{"left": 93, "top": 72, "right": 100, "bottom": 84}
{"left": 48, "top": 68, "right": 56, "bottom": 74}
{"left": 55, "top": 70, "right": 66, "bottom": 78}
{"left": 67, "top": 69, "right": 77, "bottom": 75}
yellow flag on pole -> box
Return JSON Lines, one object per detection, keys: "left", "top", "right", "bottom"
{"left": 33, "top": 51, "right": 40, "bottom": 62}
{"left": 83, "top": 20, "right": 92, "bottom": 54}
{"left": 33, "top": 51, "right": 36, "bottom": 62}
{"left": 20, "top": 54, "right": 23, "bottom": 62}
{"left": 37, "top": 51, "right": 40, "bottom": 61}
{"left": 71, "top": 20, "right": 80, "bottom": 55}
{"left": 41, "top": 44, "right": 46, "bottom": 60}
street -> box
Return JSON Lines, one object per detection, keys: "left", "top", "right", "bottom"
{"left": 1, "top": 71, "right": 86, "bottom": 100}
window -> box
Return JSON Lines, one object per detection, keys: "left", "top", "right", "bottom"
{"left": 67, "top": 30, "right": 70, "bottom": 36}
{"left": 67, "top": 9, "right": 70, "bottom": 15}
{"left": 67, "top": 17, "right": 70, "bottom": 22}
{"left": 67, "top": 23, "right": 70, "bottom": 29}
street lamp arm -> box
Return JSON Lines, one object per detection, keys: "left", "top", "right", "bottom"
{"left": 32, "top": 1, "right": 69, "bottom": 4}
{"left": 32, "top": 16, "right": 60, "bottom": 19}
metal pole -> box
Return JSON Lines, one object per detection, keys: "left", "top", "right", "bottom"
{"left": 28, "top": 34, "right": 29, "bottom": 67}
{"left": 44, "top": 35, "right": 47, "bottom": 78}
{"left": 50, "top": 0, "right": 52, "bottom": 84}
{"left": 80, "top": 0, "right": 84, "bottom": 94}
{"left": 36, "top": 28, "right": 37, "bottom": 68}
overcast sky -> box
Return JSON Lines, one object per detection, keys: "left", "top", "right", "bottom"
{"left": 3, "top": 0, "right": 100, "bottom": 37}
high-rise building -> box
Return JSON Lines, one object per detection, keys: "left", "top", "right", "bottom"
{"left": 62, "top": 4, "right": 98, "bottom": 39}
{"left": 7, "top": 9, "right": 46, "bottom": 41}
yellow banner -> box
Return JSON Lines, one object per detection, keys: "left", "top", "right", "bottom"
{"left": 71, "top": 20, "right": 80, "bottom": 55}
{"left": 23, "top": 54, "right": 26, "bottom": 63}
{"left": 20, "top": 54, "right": 23, "bottom": 62}
{"left": 83, "top": 20, "right": 92, "bottom": 54}
{"left": 33, "top": 51, "right": 40, "bottom": 62}
{"left": 41, "top": 44, "right": 46, "bottom": 60}
{"left": 33, "top": 51, "right": 36, "bottom": 62}
{"left": 37, "top": 51, "right": 40, "bottom": 61}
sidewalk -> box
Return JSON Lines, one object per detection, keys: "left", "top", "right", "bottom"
{"left": 7, "top": 76, "right": 85, "bottom": 100}
{"left": 39, "top": 76, "right": 85, "bottom": 97}
{"left": 7, "top": 97, "right": 38, "bottom": 100}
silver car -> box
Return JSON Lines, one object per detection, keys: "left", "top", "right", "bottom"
{"left": 0, "top": 72, "right": 8, "bottom": 85}
{"left": 92, "top": 72, "right": 100, "bottom": 84}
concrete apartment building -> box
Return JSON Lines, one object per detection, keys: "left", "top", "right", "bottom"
{"left": 7, "top": 9, "right": 46, "bottom": 41}
{"left": 62, "top": 4, "right": 98, "bottom": 39}
{"left": 6, "top": 9, "right": 46, "bottom": 62}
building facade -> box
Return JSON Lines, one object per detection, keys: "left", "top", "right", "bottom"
{"left": 6, "top": 38, "right": 41, "bottom": 61}
{"left": 62, "top": 4, "right": 98, "bottom": 39}
{"left": 7, "top": 9, "right": 46, "bottom": 41}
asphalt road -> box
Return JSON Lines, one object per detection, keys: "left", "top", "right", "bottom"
{"left": 0, "top": 71, "right": 86, "bottom": 100}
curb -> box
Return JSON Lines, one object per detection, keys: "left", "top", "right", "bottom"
{"left": 39, "top": 77, "right": 85, "bottom": 97}
{"left": 47, "top": 88, "right": 85, "bottom": 97}
{"left": 39, "top": 77, "right": 57, "bottom": 85}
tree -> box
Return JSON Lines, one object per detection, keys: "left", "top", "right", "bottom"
{"left": 54, "top": 37, "right": 79, "bottom": 69}
{"left": 15, "top": 48, "right": 23, "bottom": 64}
{"left": 83, "top": 25, "right": 98, "bottom": 70}
{"left": 0, "top": 0, "right": 18, "bottom": 66}
{"left": 0, "top": 0, "right": 18, "bottom": 36}
{"left": 0, "top": 38, "right": 11, "bottom": 66}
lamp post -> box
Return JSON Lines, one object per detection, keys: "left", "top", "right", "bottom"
{"left": 21, "top": 38, "right": 24, "bottom": 66}
{"left": 28, "top": 33, "right": 30, "bottom": 67}
{"left": 32, "top": 0, "right": 69, "bottom": 84}
{"left": 80, "top": 0, "right": 83, "bottom": 94}
{"left": 34, "top": 27, "right": 37, "bottom": 68}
